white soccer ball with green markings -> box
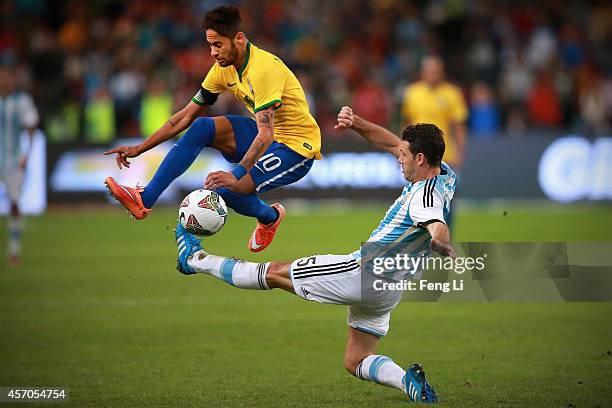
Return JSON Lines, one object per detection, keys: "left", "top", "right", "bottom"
{"left": 178, "top": 189, "right": 228, "bottom": 236}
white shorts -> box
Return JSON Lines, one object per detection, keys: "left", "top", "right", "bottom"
{"left": 290, "top": 253, "right": 403, "bottom": 337}
{"left": 0, "top": 166, "right": 24, "bottom": 202}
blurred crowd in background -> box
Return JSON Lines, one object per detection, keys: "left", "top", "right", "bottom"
{"left": 0, "top": 0, "right": 610, "bottom": 144}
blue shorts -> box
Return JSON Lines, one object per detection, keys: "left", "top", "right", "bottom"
{"left": 224, "top": 115, "right": 314, "bottom": 193}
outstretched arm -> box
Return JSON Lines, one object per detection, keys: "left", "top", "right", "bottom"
{"left": 335, "top": 106, "right": 402, "bottom": 158}
{"left": 104, "top": 100, "right": 207, "bottom": 169}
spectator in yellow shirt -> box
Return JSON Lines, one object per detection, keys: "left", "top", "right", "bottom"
{"left": 401, "top": 56, "right": 468, "bottom": 169}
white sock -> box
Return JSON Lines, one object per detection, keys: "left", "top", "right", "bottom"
{"left": 187, "top": 251, "right": 270, "bottom": 290}
{"left": 8, "top": 215, "right": 24, "bottom": 257}
{"left": 356, "top": 354, "right": 406, "bottom": 392}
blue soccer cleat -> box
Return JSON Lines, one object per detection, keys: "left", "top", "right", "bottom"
{"left": 403, "top": 363, "right": 439, "bottom": 403}
{"left": 175, "top": 221, "right": 204, "bottom": 275}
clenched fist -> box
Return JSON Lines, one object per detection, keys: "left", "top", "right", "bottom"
{"left": 334, "top": 106, "right": 354, "bottom": 130}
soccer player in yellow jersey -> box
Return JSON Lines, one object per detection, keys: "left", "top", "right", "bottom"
{"left": 401, "top": 56, "right": 467, "bottom": 169}
{"left": 104, "top": 6, "right": 321, "bottom": 252}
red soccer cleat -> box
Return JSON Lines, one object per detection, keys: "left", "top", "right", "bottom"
{"left": 248, "top": 203, "right": 285, "bottom": 253}
{"left": 104, "top": 176, "right": 151, "bottom": 220}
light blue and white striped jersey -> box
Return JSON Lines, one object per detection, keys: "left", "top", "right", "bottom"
{"left": 0, "top": 92, "right": 38, "bottom": 169}
{"left": 353, "top": 161, "right": 457, "bottom": 260}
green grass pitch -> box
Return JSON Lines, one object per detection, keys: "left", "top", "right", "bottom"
{"left": 1, "top": 204, "right": 611, "bottom": 407}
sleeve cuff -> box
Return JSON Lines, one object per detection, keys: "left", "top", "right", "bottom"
{"left": 231, "top": 165, "right": 248, "bottom": 180}
{"left": 193, "top": 87, "right": 219, "bottom": 106}
{"left": 191, "top": 96, "right": 206, "bottom": 106}
{"left": 254, "top": 99, "right": 282, "bottom": 113}
{"left": 416, "top": 219, "right": 446, "bottom": 229}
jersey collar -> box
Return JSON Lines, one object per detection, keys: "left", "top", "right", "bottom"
{"left": 237, "top": 41, "right": 252, "bottom": 82}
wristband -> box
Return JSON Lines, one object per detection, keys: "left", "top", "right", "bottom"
{"left": 231, "top": 165, "right": 248, "bottom": 180}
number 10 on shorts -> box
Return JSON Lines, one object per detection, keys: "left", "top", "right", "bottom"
{"left": 255, "top": 153, "right": 282, "bottom": 172}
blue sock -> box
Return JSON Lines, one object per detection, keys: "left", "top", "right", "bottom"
{"left": 216, "top": 187, "right": 278, "bottom": 224}
{"left": 141, "top": 118, "right": 216, "bottom": 209}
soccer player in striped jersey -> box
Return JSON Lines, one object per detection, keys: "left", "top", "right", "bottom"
{"left": 0, "top": 65, "right": 38, "bottom": 267}
{"left": 173, "top": 106, "right": 457, "bottom": 403}
{"left": 104, "top": 6, "right": 321, "bottom": 253}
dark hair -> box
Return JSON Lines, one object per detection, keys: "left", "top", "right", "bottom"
{"left": 401, "top": 123, "right": 445, "bottom": 167}
{"left": 202, "top": 6, "right": 244, "bottom": 38}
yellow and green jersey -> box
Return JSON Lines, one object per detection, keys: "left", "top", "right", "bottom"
{"left": 401, "top": 81, "right": 467, "bottom": 164}
{"left": 197, "top": 42, "right": 321, "bottom": 160}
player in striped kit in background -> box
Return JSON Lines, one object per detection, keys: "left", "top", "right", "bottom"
{"left": 0, "top": 65, "right": 39, "bottom": 267}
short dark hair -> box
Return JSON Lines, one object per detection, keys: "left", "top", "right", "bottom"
{"left": 202, "top": 6, "right": 244, "bottom": 38}
{"left": 401, "top": 123, "right": 445, "bottom": 167}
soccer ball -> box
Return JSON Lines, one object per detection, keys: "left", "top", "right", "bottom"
{"left": 178, "top": 189, "right": 228, "bottom": 236}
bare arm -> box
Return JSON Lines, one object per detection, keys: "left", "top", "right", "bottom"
{"left": 240, "top": 107, "right": 275, "bottom": 170}
{"left": 335, "top": 106, "right": 402, "bottom": 158}
{"left": 104, "top": 100, "right": 207, "bottom": 168}
{"left": 426, "top": 221, "right": 456, "bottom": 258}
{"left": 140, "top": 101, "right": 207, "bottom": 153}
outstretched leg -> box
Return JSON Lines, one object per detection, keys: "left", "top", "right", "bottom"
{"left": 175, "top": 221, "right": 295, "bottom": 292}
{"left": 174, "top": 225, "right": 438, "bottom": 401}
